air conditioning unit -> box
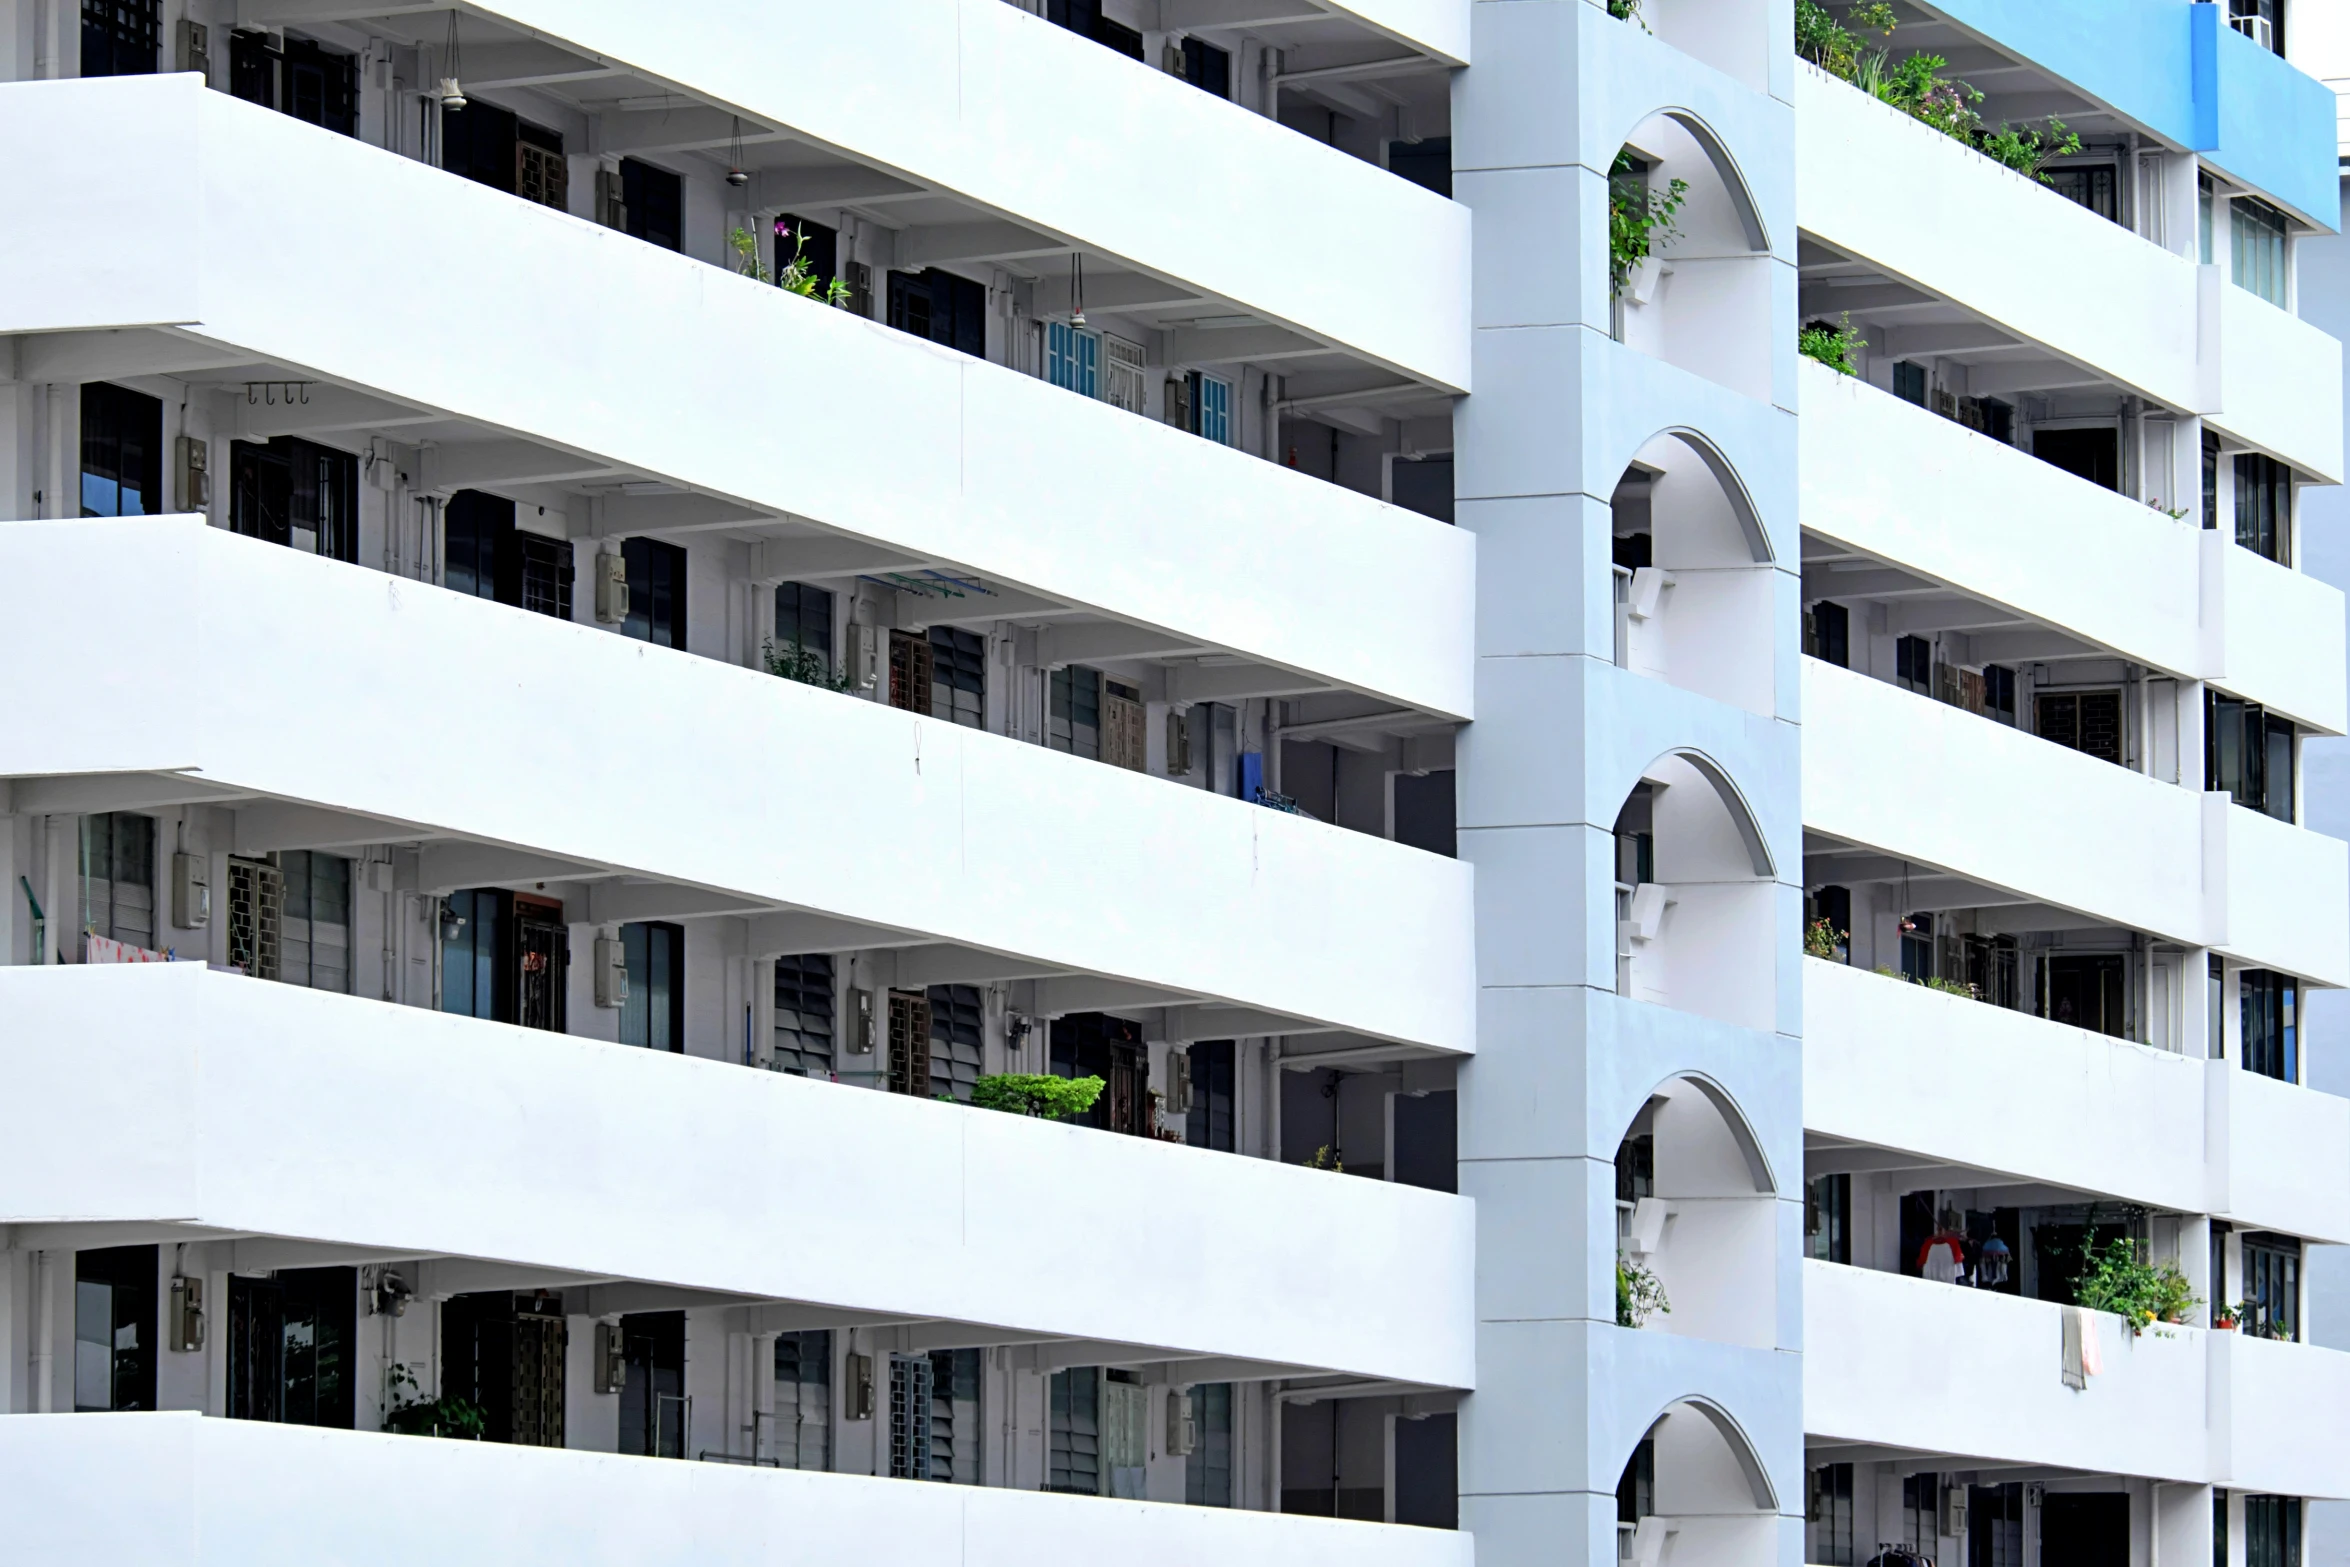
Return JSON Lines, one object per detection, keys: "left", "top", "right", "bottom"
{"left": 2232, "top": 10, "right": 2273, "bottom": 51}
{"left": 175, "top": 434, "right": 209, "bottom": 513}
{"left": 1165, "top": 1389, "right": 1198, "bottom": 1456}
{"left": 846, "top": 987, "right": 877, "bottom": 1054}
{"left": 593, "top": 933, "right": 629, "bottom": 1008}
{"left": 1165, "top": 1049, "right": 1194, "bottom": 1115}
{"left": 594, "top": 1321, "right": 628, "bottom": 1393}
{"left": 594, "top": 551, "right": 629, "bottom": 624}
{"left": 168, "top": 1276, "right": 205, "bottom": 1353}
{"left": 176, "top": 19, "right": 210, "bottom": 80}
{"left": 1164, "top": 707, "right": 1193, "bottom": 776}
{"left": 173, "top": 851, "right": 210, "bottom": 930}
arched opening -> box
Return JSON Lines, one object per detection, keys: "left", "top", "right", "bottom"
{"left": 1616, "top": 1398, "right": 1780, "bottom": 1567}
{"left": 1610, "top": 428, "right": 1775, "bottom": 715}
{"left": 1612, "top": 751, "right": 1776, "bottom": 1031}
{"left": 1610, "top": 110, "right": 1773, "bottom": 401}
{"left": 1613, "top": 1074, "right": 1777, "bottom": 1349}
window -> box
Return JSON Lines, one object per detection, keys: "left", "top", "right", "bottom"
{"left": 1103, "top": 334, "right": 1147, "bottom": 414}
{"left": 439, "top": 887, "right": 502, "bottom": 1020}
{"left": 771, "top": 1330, "right": 831, "bottom": 1470}
{"left": 1615, "top": 1132, "right": 1654, "bottom": 1250}
{"left": 230, "top": 437, "right": 359, "bottom": 563}
{"left": 228, "top": 31, "right": 358, "bottom": 136}
{"left": 443, "top": 490, "right": 573, "bottom": 620}
{"left": 1180, "top": 36, "right": 1231, "bottom": 97}
{"left": 776, "top": 214, "right": 837, "bottom": 288}
{"left": 773, "top": 582, "right": 835, "bottom": 674}
{"left": 616, "top": 1310, "right": 686, "bottom": 1457}
{"left": 888, "top": 268, "right": 986, "bottom": 358}
{"left": 81, "top": 382, "right": 161, "bottom": 518}
{"left": 439, "top": 889, "right": 565, "bottom": 1031}
{"left": 2234, "top": 453, "right": 2291, "bottom": 563}
{"left": 1048, "top": 1366, "right": 1101, "bottom": 1494}
{"left": 621, "top": 158, "right": 682, "bottom": 250}
{"left": 227, "top": 1266, "right": 356, "bottom": 1428}
{"left": 439, "top": 1292, "right": 566, "bottom": 1447}
{"left": 2229, "top": 0, "right": 2285, "bottom": 57}
{"left": 444, "top": 100, "right": 565, "bottom": 210}
{"left": 226, "top": 856, "right": 283, "bottom": 980}
{"left": 1901, "top": 1474, "right": 1939, "bottom": 1554}
{"left": 2200, "top": 172, "right": 2216, "bottom": 265}
{"left": 1186, "top": 1040, "right": 1236, "bottom": 1152}
{"left": 1392, "top": 454, "right": 1455, "bottom": 524}
{"left": 1047, "top": 319, "right": 1100, "bottom": 398}
{"left": 1808, "top": 1463, "right": 1856, "bottom": 1567}
{"left": 886, "top": 989, "right": 933, "bottom": 1096}
{"left": 1810, "top": 885, "right": 1852, "bottom": 958}
{"left": 620, "top": 922, "right": 682, "bottom": 1051}
{"left": 277, "top": 851, "right": 350, "bottom": 993}
{"left": 1805, "top": 600, "right": 1849, "bottom": 667}
{"left": 81, "top": 0, "right": 158, "bottom": 77}
{"left": 2244, "top": 1233, "right": 2301, "bottom": 1340}
{"left": 1387, "top": 136, "right": 1452, "bottom": 198}
{"left": 2247, "top": 1496, "right": 2302, "bottom": 1567}
{"left": 2217, "top": 1492, "right": 2232, "bottom": 1567}
{"left": 1972, "top": 1483, "right": 2030, "bottom": 1567}
{"left": 1186, "top": 1383, "right": 1235, "bottom": 1506}
{"left": 889, "top": 1351, "right": 934, "bottom": 1479}
{"left": 923, "top": 1347, "right": 982, "bottom": 1484}
{"left": 929, "top": 627, "right": 986, "bottom": 728}
{"left": 79, "top": 811, "right": 155, "bottom": 953}
{"left": 1194, "top": 372, "right": 1233, "bottom": 445}
{"left": 2207, "top": 691, "right": 2295, "bottom": 821}
{"left": 2213, "top": 957, "right": 2229, "bottom": 1061}
{"left": 2232, "top": 196, "right": 2289, "bottom": 307}
{"left": 1395, "top": 769, "right": 1458, "bottom": 857}
{"left": 1893, "top": 362, "right": 1928, "bottom": 407}
{"left": 887, "top": 630, "right": 932, "bottom": 714}
{"left": 1895, "top": 635, "right": 1933, "bottom": 695}
{"left": 2045, "top": 954, "right": 2126, "bottom": 1036}
{"left": 1806, "top": 1173, "right": 1851, "bottom": 1264}
{"left": 1982, "top": 664, "right": 2017, "bottom": 725}
{"left": 2046, "top": 164, "right": 2119, "bottom": 224}
{"left": 1049, "top": 665, "right": 1102, "bottom": 760}
{"left": 1050, "top": 1012, "right": 1149, "bottom": 1137}
{"left": 927, "top": 983, "right": 984, "bottom": 1102}
{"left": 772, "top": 954, "right": 836, "bottom": 1077}
{"left": 76, "top": 1245, "right": 157, "bottom": 1411}
{"left": 2033, "top": 426, "right": 2120, "bottom": 490}
{"left": 2204, "top": 428, "right": 2222, "bottom": 531}
{"left": 1901, "top": 911, "right": 1934, "bottom": 984}
{"left": 1045, "top": 0, "right": 1144, "bottom": 59}
{"left": 2241, "top": 970, "right": 2298, "bottom": 1081}
{"left": 621, "top": 537, "right": 687, "bottom": 649}
{"left": 2036, "top": 689, "right": 2125, "bottom": 766}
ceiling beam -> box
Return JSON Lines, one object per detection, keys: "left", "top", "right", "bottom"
{"left": 8, "top": 773, "right": 249, "bottom": 815}
{"left": 425, "top": 440, "right": 622, "bottom": 492}
{"left": 742, "top": 911, "right": 928, "bottom": 958}
{"left": 753, "top": 165, "right": 929, "bottom": 210}
{"left": 1164, "top": 663, "right": 1326, "bottom": 704}
{"left": 891, "top": 945, "right": 1073, "bottom": 989}
{"left": 581, "top": 881, "right": 771, "bottom": 926}
{"left": 748, "top": 535, "right": 924, "bottom": 581}
{"left": 233, "top": 801, "right": 424, "bottom": 854}
{"left": 456, "top": 41, "right": 615, "bottom": 90}
{"left": 1167, "top": 324, "right": 1329, "bottom": 365}
{"left": 414, "top": 843, "right": 594, "bottom": 894}
{"left": 1966, "top": 359, "right": 2109, "bottom": 396}
{"left": 895, "top": 221, "right": 1067, "bottom": 269}
{"left": 1040, "top": 622, "right": 1210, "bottom": 666}
{"left": 1034, "top": 270, "right": 1206, "bottom": 317}
{"left": 582, "top": 491, "right": 774, "bottom": 539}
{"left": 1885, "top": 599, "right": 2030, "bottom": 636}
{"left": 231, "top": 384, "right": 439, "bottom": 439}
{"left": 596, "top": 105, "right": 743, "bottom": 156}
{"left": 12, "top": 331, "right": 255, "bottom": 385}
{"left": 1166, "top": 1003, "right": 1345, "bottom": 1039}
{"left": 1033, "top": 977, "right": 1193, "bottom": 1015}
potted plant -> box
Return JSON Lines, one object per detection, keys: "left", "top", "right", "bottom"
{"left": 1616, "top": 1256, "right": 1670, "bottom": 1328}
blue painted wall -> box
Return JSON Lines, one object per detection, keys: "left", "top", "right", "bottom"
{"left": 1919, "top": 0, "right": 2338, "bottom": 228}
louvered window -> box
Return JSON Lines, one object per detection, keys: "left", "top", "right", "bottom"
{"left": 79, "top": 812, "right": 156, "bottom": 953}
{"left": 1049, "top": 666, "right": 1101, "bottom": 759}
{"left": 926, "top": 1348, "right": 981, "bottom": 1483}
{"left": 772, "top": 954, "right": 836, "bottom": 1077}
{"left": 1047, "top": 1367, "right": 1100, "bottom": 1494}
{"left": 227, "top": 858, "right": 284, "bottom": 981}
{"left": 926, "top": 984, "right": 984, "bottom": 1103}
{"left": 2232, "top": 195, "right": 2289, "bottom": 306}
{"left": 886, "top": 990, "right": 933, "bottom": 1096}
{"left": 772, "top": 1330, "right": 832, "bottom": 1470}
{"left": 277, "top": 851, "right": 350, "bottom": 993}
{"left": 927, "top": 627, "right": 986, "bottom": 728}
{"left": 1047, "top": 320, "right": 1100, "bottom": 397}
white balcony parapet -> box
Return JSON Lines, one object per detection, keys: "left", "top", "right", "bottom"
{"left": 444, "top": 0, "right": 1470, "bottom": 386}
{"left": 0, "top": 964, "right": 1477, "bottom": 1389}
{"left": 0, "top": 1411, "right": 1476, "bottom": 1567}
{"left": 1797, "top": 64, "right": 2199, "bottom": 412}
{"left": 0, "top": 519, "right": 1478, "bottom": 1056}
{"left": 0, "top": 74, "right": 1474, "bottom": 722}
{"left": 1803, "top": 658, "right": 2350, "bottom": 985}
{"left": 1805, "top": 1260, "right": 2350, "bottom": 1499}
{"left": 1805, "top": 958, "right": 2350, "bottom": 1243}
{"left": 2202, "top": 265, "right": 2348, "bottom": 482}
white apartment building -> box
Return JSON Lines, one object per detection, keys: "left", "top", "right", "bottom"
{"left": 0, "top": 2, "right": 2342, "bottom": 1566}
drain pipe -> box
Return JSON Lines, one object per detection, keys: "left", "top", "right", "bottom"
{"left": 32, "top": 1249, "right": 54, "bottom": 1412}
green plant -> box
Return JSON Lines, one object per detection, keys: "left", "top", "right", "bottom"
{"left": 1609, "top": 151, "right": 1690, "bottom": 297}
{"left": 1616, "top": 1256, "right": 1671, "bottom": 1328}
{"left": 1299, "top": 1143, "right": 1345, "bottom": 1173}
{"left": 1798, "top": 315, "right": 1866, "bottom": 375}
{"left": 762, "top": 635, "right": 851, "bottom": 692}
{"left": 382, "top": 1363, "right": 487, "bottom": 1439}
{"left": 728, "top": 225, "right": 774, "bottom": 285}
{"left": 971, "top": 1072, "right": 1105, "bottom": 1120}
{"left": 776, "top": 221, "right": 855, "bottom": 307}
{"left": 1804, "top": 917, "right": 1848, "bottom": 960}
{"left": 1606, "top": 0, "right": 1650, "bottom": 30}
{"left": 2072, "top": 1237, "right": 2197, "bottom": 1338}
{"left": 1795, "top": 0, "right": 1896, "bottom": 76}
{"left": 1977, "top": 116, "right": 2085, "bottom": 184}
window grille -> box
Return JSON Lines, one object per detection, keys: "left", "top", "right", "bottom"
{"left": 888, "top": 1352, "right": 934, "bottom": 1479}
{"left": 1104, "top": 335, "right": 1147, "bottom": 413}
{"left": 886, "top": 990, "right": 933, "bottom": 1095}
{"left": 226, "top": 857, "right": 284, "bottom": 981}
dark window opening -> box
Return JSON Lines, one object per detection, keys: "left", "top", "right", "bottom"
{"left": 1181, "top": 36, "right": 1232, "bottom": 98}
{"left": 443, "top": 489, "right": 573, "bottom": 619}
{"left": 74, "top": 1244, "right": 157, "bottom": 1411}
{"left": 622, "top": 158, "right": 683, "bottom": 251}
{"left": 1050, "top": 1012, "right": 1149, "bottom": 1137}
{"left": 1971, "top": 1482, "right": 2032, "bottom": 1567}
{"left": 929, "top": 626, "right": 986, "bottom": 728}
{"left": 2036, "top": 689, "right": 2125, "bottom": 766}
{"left": 2240, "top": 970, "right": 2298, "bottom": 1082}
{"left": 1613, "top": 530, "right": 1653, "bottom": 571}
{"left": 773, "top": 582, "right": 835, "bottom": 675}
{"left": 1187, "top": 1383, "right": 1238, "bottom": 1509}
{"left": 1615, "top": 1132, "right": 1654, "bottom": 1206}
{"left": 1394, "top": 769, "right": 1457, "bottom": 858}
{"left": 1900, "top": 911, "right": 1934, "bottom": 983}
{"left": 1393, "top": 1409, "right": 1457, "bottom": 1529}
{"left": 776, "top": 214, "right": 837, "bottom": 286}
{"left": 228, "top": 31, "right": 358, "bottom": 136}
{"left": 228, "top": 1267, "right": 356, "bottom": 1428}
{"left": 772, "top": 953, "right": 835, "bottom": 1077}
{"left": 617, "top": 1310, "right": 686, "bottom": 1457}
{"left": 1391, "top": 453, "right": 1455, "bottom": 523}
{"left": 2044, "top": 954, "right": 2126, "bottom": 1037}
{"left": 1386, "top": 136, "right": 1452, "bottom": 198}
{"left": 1806, "top": 1173, "right": 1851, "bottom": 1264}
{"left": 1805, "top": 600, "right": 1849, "bottom": 667}
{"left": 1044, "top": 0, "right": 1145, "bottom": 58}
{"left": 1893, "top": 362, "right": 1928, "bottom": 407}
{"left": 438, "top": 888, "right": 567, "bottom": 1030}
{"left": 1617, "top": 1438, "right": 1655, "bottom": 1535}
{"left": 2033, "top": 426, "right": 2120, "bottom": 491}
{"left": 887, "top": 268, "right": 987, "bottom": 358}
{"left": 230, "top": 436, "right": 359, "bottom": 562}
{"left": 440, "top": 1291, "right": 567, "bottom": 1447}
{"left": 2246, "top": 1495, "right": 2302, "bottom": 1567}
{"left": 1809, "top": 1462, "right": 1856, "bottom": 1567}
{"left": 2046, "top": 164, "right": 2120, "bottom": 223}
{"left": 2206, "top": 691, "right": 2295, "bottom": 821}
{"left": 1185, "top": 1040, "right": 1237, "bottom": 1152}
{"left": 1393, "top": 1088, "right": 1457, "bottom": 1194}
{"left": 619, "top": 921, "right": 682, "bottom": 1052}
{"left": 1896, "top": 635, "right": 1933, "bottom": 695}
{"left": 1809, "top": 884, "right": 1852, "bottom": 957}
{"left": 80, "top": 381, "right": 161, "bottom": 519}
{"left": 2234, "top": 452, "right": 2292, "bottom": 564}
{"left": 81, "top": 0, "right": 158, "bottom": 77}
{"left": 621, "top": 536, "right": 687, "bottom": 649}
{"left": 79, "top": 810, "right": 156, "bottom": 952}
{"left": 2204, "top": 429, "right": 2222, "bottom": 531}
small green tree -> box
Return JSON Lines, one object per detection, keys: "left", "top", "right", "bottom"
{"left": 1798, "top": 315, "right": 1867, "bottom": 375}
{"left": 971, "top": 1073, "right": 1106, "bottom": 1120}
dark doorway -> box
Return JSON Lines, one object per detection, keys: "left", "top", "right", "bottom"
{"left": 2044, "top": 954, "right": 2125, "bottom": 1037}
{"left": 2035, "top": 689, "right": 2124, "bottom": 765}
{"left": 887, "top": 268, "right": 986, "bottom": 357}
{"left": 440, "top": 1291, "right": 568, "bottom": 1447}
{"left": 1393, "top": 1411, "right": 1458, "bottom": 1528}
{"left": 620, "top": 537, "right": 687, "bottom": 649}
{"left": 439, "top": 888, "right": 568, "bottom": 1031}
{"left": 228, "top": 1267, "right": 357, "bottom": 1428}
{"left": 230, "top": 437, "right": 359, "bottom": 562}
{"left": 1393, "top": 1090, "right": 1458, "bottom": 1194}
{"left": 1394, "top": 770, "right": 1457, "bottom": 857}
{"left": 1390, "top": 454, "right": 1455, "bottom": 523}
{"left": 80, "top": 382, "right": 162, "bottom": 518}
{"left": 2040, "top": 1491, "right": 2130, "bottom": 1567}
{"left": 2029, "top": 1217, "right": 2132, "bottom": 1305}
{"left": 443, "top": 489, "right": 574, "bottom": 620}
{"left": 622, "top": 158, "right": 683, "bottom": 251}
{"left": 1185, "top": 1040, "right": 1236, "bottom": 1152}
{"left": 2033, "top": 427, "right": 2119, "bottom": 490}
{"left": 619, "top": 920, "right": 682, "bottom": 1051}
{"left": 618, "top": 1310, "right": 687, "bottom": 1457}
{"left": 74, "top": 1244, "right": 157, "bottom": 1411}
{"left": 1969, "top": 1482, "right": 2027, "bottom": 1567}
{"left": 1050, "top": 1013, "right": 1149, "bottom": 1136}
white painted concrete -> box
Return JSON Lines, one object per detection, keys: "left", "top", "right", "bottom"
{"left": 0, "top": 963, "right": 1476, "bottom": 1388}
{"left": 2208, "top": 267, "right": 2348, "bottom": 482}
{"left": 1796, "top": 64, "right": 2199, "bottom": 411}
{"left": 1806, "top": 1260, "right": 2350, "bottom": 1498}
{"left": 0, "top": 74, "right": 1475, "bottom": 721}
{"left": 2208, "top": 527, "right": 2350, "bottom": 734}
{"left": 0, "top": 518, "right": 1478, "bottom": 1053}
{"left": 0, "top": 1411, "right": 1475, "bottom": 1567}
{"left": 463, "top": 0, "right": 1471, "bottom": 384}
{"left": 1805, "top": 959, "right": 2350, "bottom": 1242}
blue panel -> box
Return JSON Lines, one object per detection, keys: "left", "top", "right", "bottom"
{"left": 1919, "top": 0, "right": 2338, "bottom": 231}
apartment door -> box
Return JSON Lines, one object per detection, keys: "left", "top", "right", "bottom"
{"left": 2040, "top": 1492, "right": 2129, "bottom": 1567}
{"left": 441, "top": 888, "right": 567, "bottom": 1032}
{"left": 227, "top": 1267, "right": 357, "bottom": 1428}
{"left": 618, "top": 1311, "right": 687, "bottom": 1457}
{"left": 2045, "top": 954, "right": 2126, "bottom": 1036}
{"left": 441, "top": 1291, "right": 568, "bottom": 1447}
{"left": 1049, "top": 1013, "right": 1148, "bottom": 1136}
{"left": 73, "top": 1245, "right": 157, "bottom": 1412}
{"left": 2036, "top": 690, "right": 2124, "bottom": 765}
{"left": 2032, "top": 427, "right": 2119, "bottom": 490}
{"left": 443, "top": 490, "right": 573, "bottom": 620}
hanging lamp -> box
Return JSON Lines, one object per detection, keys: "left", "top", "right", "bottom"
{"left": 1069, "top": 251, "right": 1087, "bottom": 327}
{"left": 725, "top": 117, "right": 751, "bottom": 188}
{"left": 436, "top": 9, "right": 467, "bottom": 110}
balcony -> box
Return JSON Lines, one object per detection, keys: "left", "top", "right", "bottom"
{"left": 0, "top": 518, "right": 1477, "bottom": 1055}
{"left": 2203, "top": 267, "right": 2348, "bottom": 482}
{"left": 1, "top": 962, "right": 1475, "bottom": 1389}
{"left": 1804, "top": 958, "right": 2350, "bottom": 1242}
{"left": 1805, "top": 1260, "right": 2350, "bottom": 1498}
{"left": 1, "top": 1412, "right": 1475, "bottom": 1566}
{"left": 0, "top": 73, "right": 1474, "bottom": 723}
{"left": 1802, "top": 658, "right": 2350, "bottom": 984}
